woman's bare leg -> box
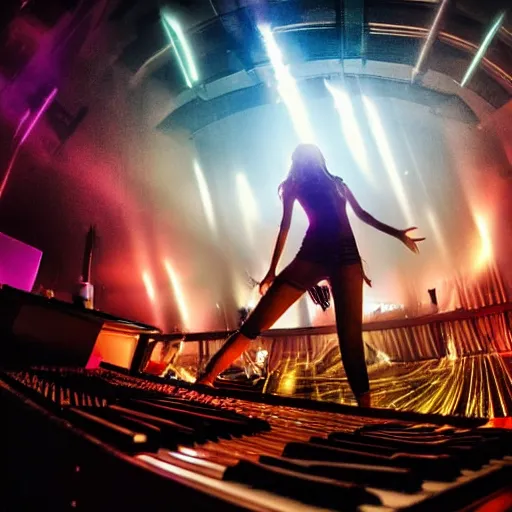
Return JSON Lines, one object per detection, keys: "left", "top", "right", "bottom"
{"left": 197, "top": 279, "right": 305, "bottom": 386}
{"left": 329, "top": 264, "right": 370, "bottom": 407}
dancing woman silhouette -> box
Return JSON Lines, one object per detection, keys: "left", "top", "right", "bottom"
{"left": 198, "top": 144, "right": 424, "bottom": 406}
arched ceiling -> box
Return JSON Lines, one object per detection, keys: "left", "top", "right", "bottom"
{"left": 115, "top": 0, "right": 511, "bottom": 135}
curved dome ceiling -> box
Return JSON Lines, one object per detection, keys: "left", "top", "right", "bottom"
{"left": 119, "top": 0, "right": 511, "bottom": 135}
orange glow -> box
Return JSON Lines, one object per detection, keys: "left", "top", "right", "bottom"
{"left": 164, "top": 260, "right": 190, "bottom": 330}
{"left": 142, "top": 271, "right": 157, "bottom": 302}
{"left": 91, "top": 330, "right": 140, "bottom": 369}
{"left": 474, "top": 214, "right": 493, "bottom": 270}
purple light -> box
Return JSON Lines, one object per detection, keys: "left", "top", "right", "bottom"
{"left": 0, "top": 87, "right": 58, "bottom": 199}
{"left": 19, "top": 87, "right": 59, "bottom": 145}
{"left": 14, "top": 109, "right": 31, "bottom": 138}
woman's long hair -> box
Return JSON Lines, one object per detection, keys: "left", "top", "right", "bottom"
{"left": 279, "top": 144, "right": 339, "bottom": 197}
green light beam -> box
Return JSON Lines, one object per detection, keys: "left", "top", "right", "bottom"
{"left": 161, "top": 17, "right": 192, "bottom": 88}
{"left": 165, "top": 16, "right": 199, "bottom": 83}
{"left": 460, "top": 12, "right": 506, "bottom": 88}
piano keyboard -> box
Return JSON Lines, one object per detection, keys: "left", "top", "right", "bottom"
{"left": 2, "top": 367, "right": 511, "bottom": 511}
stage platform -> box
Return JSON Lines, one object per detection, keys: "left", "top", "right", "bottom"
{"left": 139, "top": 302, "right": 512, "bottom": 419}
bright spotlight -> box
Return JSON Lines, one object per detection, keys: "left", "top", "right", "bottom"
{"left": 259, "top": 25, "right": 315, "bottom": 143}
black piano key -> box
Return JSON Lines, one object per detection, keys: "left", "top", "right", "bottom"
{"left": 109, "top": 404, "right": 202, "bottom": 447}
{"left": 358, "top": 433, "right": 489, "bottom": 469}
{"left": 333, "top": 430, "right": 490, "bottom": 462}
{"left": 66, "top": 407, "right": 150, "bottom": 453}
{"left": 475, "top": 428, "right": 512, "bottom": 440}
{"left": 259, "top": 455, "right": 423, "bottom": 493}
{"left": 389, "top": 429, "right": 507, "bottom": 455}
{"left": 332, "top": 432, "right": 487, "bottom": 469}
{"left": 402, "top": 463, "right": 512, "bottom": 511}
{"left": 474, "top": 430, "right": 512, "bottom": 455}
{"left": 126, "top": 399, "right": 252, "bottom": 438}
{"left": 120, "top": 401, "right": 218, "bottom": 440}
{"left": 145, "top": 397, "right": 270, "bottom": 432}
{"left": 442, "top": 445, "right": 488, "bottom": 469}
{"left": 361, "top": 430, "right": 483, "bottom": 445}
{"left": 356, "top": 422, "right": 440, "bottom": 434}
{"left": 357, "top": 430, "right": 475, "bottom": 442}
{"left": 224, "top": 459, "right": 382, "bottom": 510}
{"left": 311, "top": 435, "right": 396, "bottom": 456}
{"left": 283, "top": 441, "right": 460, "bottom": 481}
{"left": 391, "top": 453, "right": 461, "bottom": 480}
{"left": 92, "top": 407, "right": 162, "bottom": 451}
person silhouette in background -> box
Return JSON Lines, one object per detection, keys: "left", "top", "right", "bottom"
{"left": 198, "top": 144, "right": 424, "bottom": 407}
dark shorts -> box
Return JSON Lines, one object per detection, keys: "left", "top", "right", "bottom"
{"left": 295, "top": 232, "right": 360, "bottom": 270}
{"left": 275, "top": 257, "right": 361, "bottom": 291}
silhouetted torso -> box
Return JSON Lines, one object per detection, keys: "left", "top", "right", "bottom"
{"left": 291, "top": 174, "right": 360, "bottom": 265}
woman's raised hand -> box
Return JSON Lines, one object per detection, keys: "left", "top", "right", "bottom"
{"left": 398, "top": 227, "right": 425, "bottom": 254}
{"left": 259, "top": 271, "right": 276, "bottom": 295}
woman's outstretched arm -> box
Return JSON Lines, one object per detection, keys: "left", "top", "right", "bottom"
{"left": 260, "top": 184, "right": 295, "bottom": 294}
{"left": 340, "top": 181, "right": 425, "bottom": 253}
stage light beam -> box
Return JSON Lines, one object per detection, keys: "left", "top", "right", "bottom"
{"left": 426, "top": 208, "right": 449, "bottom": 262}
{"left": 460, "top": 12, "right": 506, "bottom": 88}
{"left": 324, "top": 80, "right": 372, "bottom": 182}
{"left": 161, "top": 13, "right": 199, "bottom": 88}
{"left": 0, "top": 88, "right": 58, "bottom": 200}
{"left": 193, "top": 160, "right": 217, "bottom": 235}
{"left": 362, "top": 96, "right": 414, "bottom": 225}
{"left": 236, "top": 172, "right": 259, "bottom": 247}
{"left": 142, "top": 271, "right": 157, "bottom": 303}
{"left": 259, "top": 25, "right": 315, "bottom": 143}
{"left": 165, "top": 260, "right": 190, "bottom": 330}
